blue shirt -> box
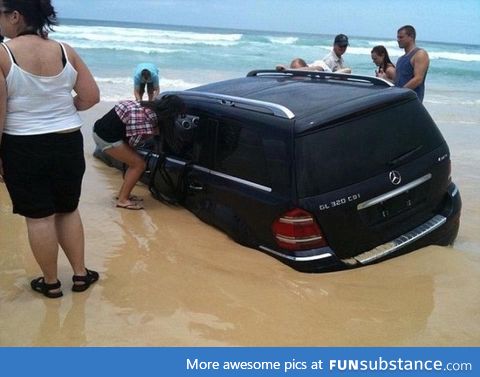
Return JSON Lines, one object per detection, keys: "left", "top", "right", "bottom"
{"left": 394, "top": 48, "right": 427, "bottom": 102}
{"left": 133, "top": 63, "right": 159, "bottom": 88}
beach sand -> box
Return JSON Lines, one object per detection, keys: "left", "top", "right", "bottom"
{"left": 0, "top": 101, "right": 479, "bottom": 346}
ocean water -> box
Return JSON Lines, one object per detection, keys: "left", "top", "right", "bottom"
{"left": 55, "top": 18, "right": 479, "bottom": 123}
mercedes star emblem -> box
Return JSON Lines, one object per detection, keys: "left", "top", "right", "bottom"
{"left": 389, "top": 170, "right": 402, "bottom": 185}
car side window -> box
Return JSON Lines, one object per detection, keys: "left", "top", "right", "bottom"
{"left": 215, "top": 118, "right": 270, "bottom": 186}
{"left": 163, "top": 114, "right": 200, "bottom": 160}
{"left": 191, "top": 118, "right": 217, "bottom": 167}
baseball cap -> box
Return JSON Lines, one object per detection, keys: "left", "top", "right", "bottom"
{"left": 334, "top": 34, "right": 349, "bottom": 47}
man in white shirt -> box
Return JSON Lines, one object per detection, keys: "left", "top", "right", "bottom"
{"left": 308, "top": 58, "right": 332, "bottom": 72}
{"left": 319, "top": 34, "right": 352, "bottom": 73}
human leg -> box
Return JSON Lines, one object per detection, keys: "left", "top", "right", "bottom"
{"left": 138, "top": 82, "right": 146, "bottom": 101}
{"left": 146, "top": 81, "right": 154, "bottom": 101}
{"left": 55, "top": 209, "right": 86, "bottom": 276}
{"left": 104, "top": 143, "right": 146, "bottom": 208}
{"left": 25, "top": 215, "right": 62, "bottom": 296}
{"left": 56, "top": 211, "right": 99, "bottom": 291}
{"left": 3, "top": 134, "right": 63, "bottom": 296}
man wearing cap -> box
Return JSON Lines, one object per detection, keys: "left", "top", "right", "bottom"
{"left": 321, "top": 34, "right": 352, "bottom": 73}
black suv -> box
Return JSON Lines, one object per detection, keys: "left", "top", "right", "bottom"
{"left": 95, "top": 70, "right": 461, "bottom": 272}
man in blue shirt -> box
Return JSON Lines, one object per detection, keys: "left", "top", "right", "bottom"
{"left": 133, "top": 63, "right": 160, "bottom": 101}
{"left": 395, "top": 25, "right": 429, "bottom": 102}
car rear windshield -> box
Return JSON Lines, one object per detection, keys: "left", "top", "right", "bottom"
{"left": 295, "top": 100, "right": 446, "bottom": 198}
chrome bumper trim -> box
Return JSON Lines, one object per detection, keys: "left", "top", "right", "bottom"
{"left": 259, "top": 246, "right": 332, "bottom": 262}
{"left": 349, "top": 214, "right": 447, "bottom": 265}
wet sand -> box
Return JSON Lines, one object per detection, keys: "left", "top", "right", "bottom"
{"left": 1, "top": 101, "right": 479, "bottom": 346}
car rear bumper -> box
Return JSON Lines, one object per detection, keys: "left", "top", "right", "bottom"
{"left": 260, "top": 182, "right": 462, "bottom": 272}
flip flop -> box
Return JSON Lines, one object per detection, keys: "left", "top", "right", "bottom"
{"left": 115, "top": 195, "right": 143, "bottom": 202}
{"left": 116, "top": 202, "right": 144, "bottom": 210}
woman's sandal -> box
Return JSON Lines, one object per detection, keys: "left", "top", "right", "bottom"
{"left": 116, "top": 202, "right": 144, "bottom": 210}
{"left": 115, "top": 195, "right": 143, "bottom": 202}
{"left": 72, "top": 268, "right": 99, "bottom": 292}
{"left": 30, "top": 277, "right": 63, "bottom": 299}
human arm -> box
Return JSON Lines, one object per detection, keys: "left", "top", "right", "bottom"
{"left": 128, "top": 132, "right": 158, "bottom": 148}
{"left": 376, "top": 65, "right": 395, "bottom": 82}
{"left": 0, "top": 53, "right": 8, "bottom": 181}
{"left": 128, "top": 134, "right": 144, "bottom": 148}
{"left": 403, "top": 49, "right": 429, "bottom": 90}
{"left": 385, "top": 65, "right": 396, "bottom": 82}
{"left": 64, "top": 44, "right": 100, "bottom": 111}
{"left": 152, "top": 85, "right": 160, "bottom": 99}
{"left": 305, "top": 65, "right": 325, "bottom": 72}
{"left": 134, "top": 87, "right": 142, "bottom": 101}
{"left": 335, "top": 67, "right": 352, "bottom": 74}
{"left": 309, "top": 60, "right": 331, "bottom": 72}
{"left": 153, "top": 74, "right": 160, "bottom": 98}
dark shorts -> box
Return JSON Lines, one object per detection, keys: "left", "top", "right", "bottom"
{"left": 0, "top": 130, "right": 86, "bottom": 218}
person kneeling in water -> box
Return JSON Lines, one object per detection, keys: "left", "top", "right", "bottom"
{"left": 93, "top": 95, "right": 184, "bottom": 209}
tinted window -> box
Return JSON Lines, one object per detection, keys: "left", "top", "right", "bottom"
{"left": 215, "top": 118, "right": 270, "bottom": 186}
{"left": 192, "top": 118, "right": 216, "bottom": 167}
{"left": 296, "top": 100, "right": 445, "bottom": 197}
{"left": 163, "top": 115, "right": 197, "bottom": 160}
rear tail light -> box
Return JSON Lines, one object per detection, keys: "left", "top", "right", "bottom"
{"left": 272, "top": 208, "right": 327, "bottom": 251}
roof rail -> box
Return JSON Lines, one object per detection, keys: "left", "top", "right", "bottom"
{"left": 162, "top": 90, "right": 295, "bottom": 119}
{"left": 247, "top": 69, "right": 393, "bottom": 87}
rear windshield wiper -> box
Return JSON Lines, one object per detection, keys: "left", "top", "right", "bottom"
{"left": 388, "top": 145, "right": 423, "bottom": 167}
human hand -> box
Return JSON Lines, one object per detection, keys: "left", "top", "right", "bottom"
{"left": 376, "top": 68, "right": 386, "bottom": 79}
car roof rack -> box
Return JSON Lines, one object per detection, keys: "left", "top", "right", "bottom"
{"left": 247, "top": 69, "right": 393, "bottom": 87}
{"left": 162, "top": 90, "right": 295, "bottom": 119}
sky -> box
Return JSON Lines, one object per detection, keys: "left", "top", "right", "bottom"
{"left": 55, "top": 0, "right": 480, "bottom": 45}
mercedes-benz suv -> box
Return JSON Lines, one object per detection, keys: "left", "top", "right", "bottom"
{"left": 95, "top": 70, "right": 461, "bottom": 272}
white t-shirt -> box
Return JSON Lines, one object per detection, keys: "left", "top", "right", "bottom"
{"left": 322, "top": 50, "right": 346, "bottom": 72}
{"left": 308, "top": 59, "right": 332, "bottom": 72}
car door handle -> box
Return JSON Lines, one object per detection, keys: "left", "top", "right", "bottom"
{"left": 188, "top": 183, "right": 204, "bottom": 192}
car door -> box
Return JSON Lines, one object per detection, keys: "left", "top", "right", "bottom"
{"left": 185, "top": 112, "right": 280, "bottom": 246}
{"left": 181, "top": 117, "right": 218, "bottom": 225}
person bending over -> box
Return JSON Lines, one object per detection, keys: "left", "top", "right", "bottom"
{"left": 133, "top": 62, "right": 160, "bottom": 101}
{"left": 93, "top": 95, "right": 184, "bottom": 210}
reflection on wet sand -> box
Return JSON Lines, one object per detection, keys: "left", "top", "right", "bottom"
{"left": 1, "top": 102, "right": 479, "bottom": 346}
